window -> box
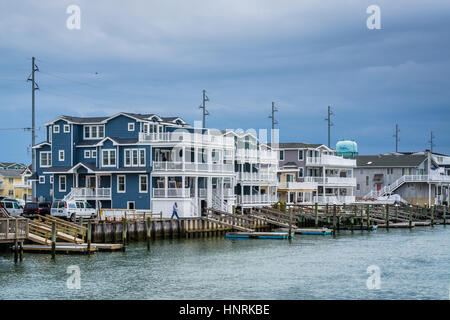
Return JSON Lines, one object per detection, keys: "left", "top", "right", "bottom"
{"left": 59, "top": 175, "right": 66, "bottom": 192}
{"left": 58, "top": 150, "right": 65, "bottom": 162}
{"left": 84, "top": 150, "right": 91, "bottom": 158}
{"left": 40, "top": 151, "right": 51, "bottom": 167}
{"left": 84, "top": 125, "right": 105, "bottom": 139}
{"left": 279, "top": 150, "right": 284, "bottom": 161}
{"left": 298, "top": 168, "right": 304, "bottom": 178}
{"left": 139, "top": 175, "right": 148, "bottom": 193}
{"left": 39, "top": 176, "right": 45, "bottom": 184}
{"left": 63, "top": 124, "right": 70, "bottom": 133}
{"left": 117, "top": 175, "right": 126, "bottom": 193}
{"left": 286, "top": 174, "right": 294, "bottom": 182}
{"left": 124, "top": 148, "right": 145, "bottom": 167}
{"left": 102, "top": 149, "right": 116, "bottom": 167}
{"left": 298, "top": 150, "right": 304, "bottom": 160}
{"left": 356, "top": 184, "right": 360, "bottom": 191}
{"left": 365, "top": 176, "right": 369, "bottom": 186}
{"left": 127, "top": 201, "right": 135, "bottom": 210}
{"left": 128, "top": 123, "right": 135, "bottom": 131}
{"left": 8, "top": 178, "right": 13, "bottom": 183}
{"left": 53, "top": 125, "right": 60, "bottom": 133}
{"left": 360, "top": 169, "right": 364, "bottom": 174}
{"left": 50, "top": 176, "right": 54, "bottom": 184}
{"left": 92, "top": 150, "right": 97, "bottom": 158}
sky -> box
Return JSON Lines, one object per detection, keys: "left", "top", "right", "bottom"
{"left": 1, "top": 0, "right": 449, "bottom": 164}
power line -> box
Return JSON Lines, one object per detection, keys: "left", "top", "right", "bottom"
{"left": 324, "top": 106, "right": 334, "bottom": 148}
{"left": 199, "top": 89, "right": 209, "bottom": 128}
{"left": 393, "top": 124, "right": 400, "bottom": 152}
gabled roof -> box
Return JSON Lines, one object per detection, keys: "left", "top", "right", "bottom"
{"left": 32, "top": 141, "right": 51, "bottom": 149}
{"left": 45, "top": 115, "right": 108, "bottom": 125}
{"left": 46, "top": 113, "right": 189, "bottom": 126}
{"left": 356, "top": 154, "right": 429, "bottom": 168}
{"left": 282, "top": 161, "right": 298, "bottom": 167}
{"left": 0, "top": 169, "right": 24, "bottom": 178}
{"left": 269, "top": 142, "right": 327, "bottom": 149}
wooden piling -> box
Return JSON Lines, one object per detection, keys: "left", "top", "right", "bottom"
{"left": 14, "top": 240, "right": 18, "bottom": 263}
{"left": 146, "top": 217, "right": 151, "bottom": 250}
{"left": 51, "top": 221, "right": 56, "bottom": 259}
{"left": 122, "top": 218, "right": 127, "bottom": 247}
{"left": 289, "top": 207, "right": 293, "bottom": 237}
{"left": 409, "top": 205, "right": 413, "bottom": 229}
{"left": 431, "top": 205, "right": 435, "bottom": 225}
{"left": 19, "top": 241, "right": 23, "bottom": 262}
{"left": 395, "top": 205, "right": 398, "bottom": 222}
{"left": 385, "top": 204, "right": 390, "bottom": 230}
{"left": 314, "top": 203, "right": 319, "bottom": 227}
{"left": 443, "top": 205, "right": 447, "bottom": 225}
{"left": 366, "top": 204, "right": 371, "bottom": 230}
{"left": 87, "top": 220, "right": 92, "bottom": 254}
{"left": 332, "top": 204, "right": 337, "bottom": 234}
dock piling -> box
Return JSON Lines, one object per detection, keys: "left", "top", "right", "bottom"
{"left": 385, "top": 204, "right": 390, "bottom": 230}
{"left": 146, "top": 217, "right": 151, "bottom": 251}
{"left": 122, "top": 218, "right": 127, "bottom": 247}
{"left": 51, "top": 221, "right": 56, "bottom": 260}
{"left": 409, "top": 205, "right": 413, "bottom": 229}
{"left": 87, "top": 220, "right": 92, "bottom": 254}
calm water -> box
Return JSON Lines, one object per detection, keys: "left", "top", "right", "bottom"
{"left": 1, "top": 226, "right": 450, "bottom": 300}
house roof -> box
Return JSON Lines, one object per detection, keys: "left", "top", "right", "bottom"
{"left": 0, "top": 169, "right": 23, "bottom": 178}
{"left": 282, "top": 161, "right": 298, "bottom": 167}
{"left": 43, "top": 163, "right": 151, "bottom": 174}
{"left": 269, "top": 142, "right": 325, "bottom": 149}
{"left": 356, "top": 154, "right": 428, "bottom": 168}
{"left": 46, "top": 113, "right": 189, "bottom": 126}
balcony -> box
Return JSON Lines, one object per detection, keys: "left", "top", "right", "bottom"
{"left": 153, "top": 161, "right": 234, "bottom": 173}
{"left": 139, "top": 132, "right": 234, "bottom": 147}
{"left": 313, "top": 195, "right": 356, "bottom": 205}
{"left": 306, "top": 155, "right": 356, "bottom": 167}
{"left": 303, "top": 176, "right": 356, "bottom": 186}
{"left": 238, "top": 172, "right": 278, "bottom": 183}
{"left": 278, "top": 181, "right": 317, "bottom": 190}
{"left": 152, "top": 188, "right": 190, "bottom": 198}
{"left": 66, "top": 187, "right": 111, "bottom": 200}
{"left": 238, "top": 194, "right": 278, "bottom": 205}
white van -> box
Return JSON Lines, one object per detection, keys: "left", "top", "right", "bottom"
{"left": 1, "top": 198, "right": 22, "bottom": 217}
{"left": 51, "top": 200, "right": 97, "bottom": 222}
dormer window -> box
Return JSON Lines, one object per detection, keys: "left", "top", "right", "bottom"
{"left": 63, "top": 124, "right": 70, "bottom": 133}
{"left": 53, "top": 125, "right": 60, "bottom": 133}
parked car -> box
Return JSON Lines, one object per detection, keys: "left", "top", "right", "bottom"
{"left": 51, "top": 200, "right": 97, "bottom": 222}
{"left": 1, "top": 198, "right": 22, "bottom": 217}
{"left": 22, "top": 202, "right": 51, "bottom": 219}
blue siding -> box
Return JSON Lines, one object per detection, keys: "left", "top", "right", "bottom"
{"left": 36, "top": 144, "right": 52, "bottom": 201}
{"left": 105, "top": 115, "right": 139, "bottom": 139}
{"left": 111, "top": 173, "right": 150, "bottom": 209}
{"left": 52, "top": 120, "right": 72, "bottom": 167}
{"left": 53, "top": 174, "right": 73, "bottom": 200}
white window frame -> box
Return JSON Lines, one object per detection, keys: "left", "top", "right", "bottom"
{"left": 92, "top": 150, "right": 97, "bottom": 159}
{"left": 63, "top": 124, "right": 70, "bottom": 133}
{"left": 59, "top": 175, "right": 66, "bottom": 192}
{"left": 298, "top": 150, "right": 304, "bottom": 161}
{"left": 53, "top": 125, "right": 60, "bottom": 133}
{"left": 124, "top": 148, "right": 146, "bottom": 167}
{"left": 102, "top": 149, "right": 116, "bottom": 167}
{"left": 40, "top": 151, "right": 52, "bottom": 167}
{"left": 58, "top": 150, "right": 65, "bottom": 162}
{"left": 84, "top": 150, "right": 91, "bottom": 158}
{"left": 50, "top": 176, "right": 54, "bottom": 184}
{"left": 139, "top": 175, "right": 148, "bottom": 193}
{"left": 279, "top": 150, "right": 284, "bottom": 161}
{"left": 39, "top": 176, "right": 45, "bottom": 184}
{"left": 117, "top": 175, "right": 126, "bottom": 193}
{"left": 128, "top": 122, "right": 135, "bottom": 131}
{"left": 84, "top": 125, "right": 105, "bottom": 140}
{"left": 298, "top": 167, "right": 304, "bottom": 178}
{"left": 127, "top": 201, "right": 135, "bottom": 210}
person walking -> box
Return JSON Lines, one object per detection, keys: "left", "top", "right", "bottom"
{"left": 171, "top": 202, "right": 179, "bottom": 219}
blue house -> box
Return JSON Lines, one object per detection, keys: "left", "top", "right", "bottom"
{"left": 32, "top": 112, "right": 279, "bottom": 216}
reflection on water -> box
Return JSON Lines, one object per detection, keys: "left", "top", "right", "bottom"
{"left": 1, "top": 226, "right": 449, "bottom": 300}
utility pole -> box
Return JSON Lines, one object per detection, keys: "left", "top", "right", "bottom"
{"left": 393, "top": 124, "right": 400, "bottom": 152}
{"left": 198, "top": 89, "right": 209, "bottom": 128}
{"left": 268, "top": 102, "right": 278, "bottom": 143}
{"left": 27, "top": 57, "right": 39, "bottom": 200}
{"left": 429, "top": 131, "right": 435, "bottom": 153}
{"left": 325, "top": 106, "right": 334, "bottom": 148}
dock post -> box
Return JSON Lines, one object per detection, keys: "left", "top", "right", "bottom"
{"left": 146, "top": 217, "right": 151, "bottom": 251}
{"left": 409, "top": 205, "right": 413, "bottom": 229}
{"left": 350, "top": 207, "right": 354, "bottom": 233}
{"left": 443, "top": 205, "right": 447, "bottom": 225}
{"left": 14, "top": 240, "right": 18, "bottom": 263}
{"left": 289, "top": 207, "right": 293, "bottom": 238}
{"left": 19, "top": 241, "right": 23, "bottom": 262}
{"left": 366, "top": 204, "right": 371, "bottom": 231}
{"left": 385, "top": 204, "right": 390, "bottom": 230}
{"left": 51, "top": 221, "right": 56, "bottom": 260}
{"left": 395, "top": 205, "right": 398, "bottom": 222}
{"left": 431, "top": 205, "right": 435, "bottom": 226}
{"left": 122, "top": 218, "right": 127, "bottom": 247}
{"left": 314, "top": 203, "right": 319, "bottom": 228}
{"left": 332, "top": 204, "right": 337, "bottom": 235}
{"left": 87, "top": 220, "right": 92, "bottom": 255}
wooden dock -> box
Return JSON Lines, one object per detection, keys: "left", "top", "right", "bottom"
{"left": 226, "top": 231, "right": 293, "bottom": 239}
{"left": 22, "top": 242, "right": 124, "bottom": 254}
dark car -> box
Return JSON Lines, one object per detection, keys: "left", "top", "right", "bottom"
{"left": 22, "top": 202, "right": 51, "bottom": 219}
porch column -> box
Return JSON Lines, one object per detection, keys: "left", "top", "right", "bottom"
{"left": 182, "top": 175, "right": 186, "bottom": 197}
{"left": 182, "top": 146, "right": 185, "bottom": 171}
{"left": 207, "top": 176, "right": 212, "bottom": 208}
{"left": 164, "top": 176, "right": 168, "bottom": 198}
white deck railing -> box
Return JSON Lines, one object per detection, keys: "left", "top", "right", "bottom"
{"left": 238, "top": 194, "right": 278, "bottom": 205}
{"left": 152, "top": 188, "right": 191, "bottom": 198}
{"left": 65, "top": 187, "right": 112, "bottom": 200}
{"left": 153, "top": 161, "right": 234, "bottom": 173}
{"left": 306, "top": 155, "right": 356, "bottom": 167}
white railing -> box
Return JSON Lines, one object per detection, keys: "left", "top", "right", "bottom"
{"left": 278, "top": 181, "right": 317, "bottom": 190}
{"left": 306, "top": 155, "right": 356, "bottom": 167}
{"left": 363, "top": 174, "right": 450, "bottom": 198}
{"left": 313, "top": 195, "right": 356, "bottom": 205}
{"left": 238, "top": 172, "right": 278, "bottom": 182}
{"left": 65, "top": 187, "right": 111, "bottom": 200}
{"left": 303, "top": 176, "right": 356, "bottom": 186}
{"left": 198, "top": 188, "right": 207, "bottom": 198}
{"left": 238, "top": 194, "right": 278, "bottom": 205}
{"left": 152, "top": 188, "right": 191, "bottom": 198}
{"left": 139, "top": 132, "right": 234, "bottom": 147}
{"left": 152, "top": 161, "right": 234, "bottom": 173}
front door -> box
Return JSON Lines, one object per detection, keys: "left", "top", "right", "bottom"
{"left": 87, "top": 176, "right": 96, "bottom": 188}
{"left": 376, "top": 183, "right": 382, "bottom": 196}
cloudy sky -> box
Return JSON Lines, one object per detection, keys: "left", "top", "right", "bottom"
{"left": 1, "top": 0, "right": 449, "bottom": 164}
